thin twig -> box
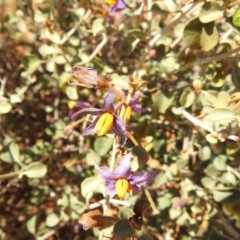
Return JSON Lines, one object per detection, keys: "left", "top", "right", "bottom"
{"left": 77, "top": 3, "right": 144, "bottom": 65}
{"left": 37, "top": 230, "right": 56, "bottom": 240}
{"left": 181, "top": 109, "right": 239, "bottom": 142}
{"left": 134, "top": 1, "right": 198, "bottom": 73}
{"left": 60, "top": 9, "right": 92, "bottom": 45}
{"left": 177, "top": 46, "right": 240, "bottom": 72}
{"left": 218, "top": 211, "right": 240, "bottom": 240}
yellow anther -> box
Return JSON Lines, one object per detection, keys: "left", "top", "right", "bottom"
{"left": 124, "top": 105, "right": 132, "bottom": 120}
{"left": 68, "top": 100, "right": 76, "bottom": 109}
{"left": 105, "top": 0, "right": 117, "bottom": 5}
{"left": 115, "top": 178, "right": 131, "bottom": 200}
{"left": 94, "top": 113, "right": 114, "bottom": 136}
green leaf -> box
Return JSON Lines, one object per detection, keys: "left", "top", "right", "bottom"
{"left": 65, "top": 86, "right": 79, "bottom": 100}
{"left": 199, "top": 146, "right": 211, "bottom": 161}
{"left": 81, "top": 176, "right": 105, "bottom": 200}
{"left": 21, "top": 162, "right": 47, "bottom": 178}
{"left": 38, "top": 44, "right": 57, "bottom": 57}
{"left": 169, "top": 206, "right": 182, "bottom": 220}
{"left": 10, "top": 94, "right": 22, "bottom": 104}
{"left": 213, "top": 155, "right": 227, "bottom": 171}
{"left": 213, "top": 187, "right": 240, "bottom": 203}
{"left": 214, "top": 91, "right": 230, "bottom": 108}
{"left": 152, "top": 92, "right": 174, "bottom": 113}
{"left": 94, "top": 137, "right": 113, "bottom": 157}
{"left": 137, "top": 234, "right": 154, "bottom": 240}
{"left": 85, "top": 149, "right": 101, "bottom": 166}
{"left": 209, "top": 228, "right": 230, "bottom": 240}
{"left": 9, "top": 141, "right": 20, "bottom": 164}
{"left": 131, "top": 146, "right": 149, "bottom": 171}
{"left": 22, "top": 55, "right": 44, "bottom": 76}
{"left": 113, "top": 219, "right": 134, "bottom": 238}
{"left": 0, "top": 101, "right": 12, "bottom": 114}
{"left": 133, "top": 199, "right": 150, "bottom": 214}
{"left": 157, "top": 196, "right": 171, "bottom": 210}
{"left": 92, "top": 18, "right": 105, "bottom": 37}
{"left": 46, "top": 213, "right": 60, "bottom": 227}
{"left": 121, "top": 35, "right": 140, "bottom": 56}
{"left": 208, "top": 108, "right": 235, "bottom": 122}
{"left": 201, "top": 90, "right": 218, "bottom": 106}
{"left": 199, "top": 1, "right": 223, "bottom": 23}
{"left": 179, "top": 89, "right": 195, "bottom": 108}
{"left": 131, "top": 30, "right": 148, "bottom": 40}
{"left": 201, "top": 176, "right": 216, "bottom": 189}
{"left": 233, "top": 7, "right": 240, "bottom": 28}
{"left": 183, "top": 17, "right": 219, "bottom": 51}
{"left": 206, "top": 133, "right": 218, "bottom": 144}
{"left": 26, "top": 215, "right": 37, "bottom": 234}
{"left": 0, "top": 147, "right": 13, "bottom": 163}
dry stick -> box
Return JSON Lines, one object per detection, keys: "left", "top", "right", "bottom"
{"left": 134, "top": 1, "right": 198, "bottom": 74}
{"left": 146, "top": 0, "right": 152, "bottom": 37}
{"left": 177, "top": 46, "right": 240, "bottom": 72}
{"left": 218, "top": 211, "right": 240, "bottom": 240}
{"left": 181, "top": 109, "right": 239, "bottom": 141}
{"left": 78, "top": 3, "right": 145, "bottom": 65}
{"left": 60, "top": 9, "right": 92, "bottom": 45}
{"left": 37, "top": 230, "right": 56, "bottom": 240}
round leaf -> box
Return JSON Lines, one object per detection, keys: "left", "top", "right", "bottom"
{"left": 46, "top": 213, "right": 60, "bottom": 227}
{"left": 152, "top": 92, "right": 174, "bottom": 113}
{"left": 213, "top": 155, "right": 227, "bottom": 171}
{"left": 206, "top": 133, "right": 218, "bottom": 144}
{"left": 183, "top": 17, "right": 219, "bottom": 51}
{"left": 233, "top": 7, "right": 240, "bottom": 28}
{"left": 94, "top": 137, "right": 113, "bottom": 157}
{"left": 113, "top": 219, "right": 134, "bottom": 238}
{"left": 65, "top": 86, "right": 79, "bottom": 100}
{"left": 180, "top": 89, "right": 195, "bottom": 108}
{"left": 213, "top": 188, "right": 240, "bottom": 203}
{"left": 133, "top": 199, "right": 150, "bottom": 214}
{"left": 81, "top": 176, "right": 105, "bottom": 199}
{"left": 131, "top": 146, "right": 149, "bottom": 171}
{"left": 22, "top": 162, "right": 47, "bottom": 178}
{"left": 0, "top": 101, "right": 12, "bottom": 114}
{"left": 26, "top": 215, "right": 37, "bottom": 234}
{"left": 85, "top": 149, "right": 101, "bottom": 166}
{"left": 121, "top": 36, "right": 140, "bottom": 56}
{"left": 92, "top": 18, "right": 105, "bottom": 37}
{"left": 199, "top": 2, "right": 223, "bottom": 23}
{"left": 137, "top": 234, "right": 154, "bottom": 240}
{"left": 199, "top": 146, "right": 211, "bottom": 161}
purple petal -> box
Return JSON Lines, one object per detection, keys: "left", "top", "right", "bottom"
{"left": 114, "top": 153, "right": 132, "bottom": 178}
{"left": 112, "top": 116, "right": 127, "bottom": 145}
{"left": 110, "top": 0, "right": 126, "bottom": 13}
{"left": 82, "top": 118, "right": 99, "bottom": 136}
{"left": 74, "top": 102, "right": 91, "bottom": 109}
{"left": 131, "top": 94, "right": 140, "bottom": 103}
{"left": 95, "top": 164, "right": 116, "bottom": 181}
{"left": 103, "top": 90, "right": 114, "bottom": 112}
{"left": 71, "top": 108, "right": 104, "bottom": 119}
{"left": 130, "top": 170, "right": 158, "bottom": 186}
{"left": 69, "top": 102, "right": 91, "bottom": 118}
{"left": 131, "top": 105, "right": 146, "bottom": 113}
{"left": 105, "top": 181, "right": 117, "bottom": 196}
{"left": 130, "top": 184, "right": 141, "bottom": 193}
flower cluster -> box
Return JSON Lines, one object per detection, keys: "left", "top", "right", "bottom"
{"left": 69, "top": 66, "right": 157, "bottom": 205}
{"left": 95, "top": 153, "right": 158, "bottom": 200}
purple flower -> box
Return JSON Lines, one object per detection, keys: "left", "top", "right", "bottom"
{"left": 130, "top": 94, "right": 146, "bottom": 113}
{"left": 95, "top": 153, "right": 158, "bottom": 200}
{"left": 68, "top": 101, "right": 91, "bottom": 119}
{"left": 121, "top": 92, "right": 146, "bottom": 120}
{"left": 105, "top": 0, "right": 127, "bottom": 16}
{"left": 72, "top": 90, "right": 127, "bottom": 145}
